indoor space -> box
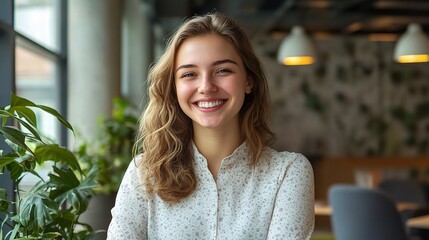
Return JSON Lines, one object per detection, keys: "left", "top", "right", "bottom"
{"left": 1, "top": 0, "right": 429, "bottom": 239}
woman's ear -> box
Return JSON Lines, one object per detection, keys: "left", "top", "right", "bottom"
{"left": 245, "top": 76, "right": 253, "bottom": 94}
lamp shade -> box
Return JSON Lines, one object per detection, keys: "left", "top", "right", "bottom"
{"left": 277, "top": 26, "right": 316, "bottom": 66}
{"left": 394, "top": 23, "right": 429, "bottom": 63}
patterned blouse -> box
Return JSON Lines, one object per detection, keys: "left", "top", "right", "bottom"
{"left": 107, "top": 142, "right": 314, "bottom": 240}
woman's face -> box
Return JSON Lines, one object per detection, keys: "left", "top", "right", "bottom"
{"left": 174, "top": 34, "right": 252, "bottom": 131}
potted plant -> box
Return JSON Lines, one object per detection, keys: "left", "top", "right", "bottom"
{"left": 75, "top": 97, "right": 138, "bottom": 239}
{"left": 0, "top": 94, "right": 100, "bottom": 239}
{"left": 76, "top": 97, "right": 138, "bottom": 195}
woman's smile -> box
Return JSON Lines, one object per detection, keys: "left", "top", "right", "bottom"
{"left": 196, "top": 100, "right": 224, "bottom": 109}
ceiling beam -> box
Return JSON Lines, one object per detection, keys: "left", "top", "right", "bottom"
{"left": 251, "top": 0, "right": 297, "bottom": 38}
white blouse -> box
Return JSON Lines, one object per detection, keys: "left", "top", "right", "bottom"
{"left": 107, "top": 142, "right": 314, "bottom": 240}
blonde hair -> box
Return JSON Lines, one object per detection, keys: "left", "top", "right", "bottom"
{"left": 135, "top": 12, "right": 273, "bottom": 202}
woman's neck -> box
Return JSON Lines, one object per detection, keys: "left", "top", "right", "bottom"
{"left": 193, "top": 123, "right": 243, "bottom": 179}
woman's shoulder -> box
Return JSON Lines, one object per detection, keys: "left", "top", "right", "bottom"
{"left": 262, "top": 146, "right": 308, "bottom": 162}
{"left": 259, "top": 147, "right": 312, "bottom": 172}
{"left": 123, "top": 154, "right": 141, "bottom": 172}
{"left": 121, "top": 154, "right": 146, "bottom": 186}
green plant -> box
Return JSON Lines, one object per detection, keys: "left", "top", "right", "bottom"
{"left": 76, "top": 97, "right": 138, "bottom": 194}
{"left": 0, "top": 94, "right": 100, "bottom": 239}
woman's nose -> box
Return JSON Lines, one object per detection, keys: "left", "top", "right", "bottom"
{"left": 198, "top": 74, "right": 217, "bottom": 93}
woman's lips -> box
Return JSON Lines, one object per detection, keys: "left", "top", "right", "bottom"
{"left": 196, "top": 100, "right": 224, "bottom": 108}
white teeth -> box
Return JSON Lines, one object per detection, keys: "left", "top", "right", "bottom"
{"left": 197, "top": 100, "right": 223, "bottom": 108}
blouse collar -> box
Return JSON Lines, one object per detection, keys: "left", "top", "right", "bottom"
{"left": 192, "top": 141, "right": 249, "bottom": 168}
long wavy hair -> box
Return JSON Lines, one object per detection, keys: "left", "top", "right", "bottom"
{"left": 135, "top": 12, "right": 274, "bottom": 202}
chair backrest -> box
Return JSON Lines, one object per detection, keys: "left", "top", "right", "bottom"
{"left": 329, "top": 184, "right": 408, "bottom": 240}
{"left": 378, "top": 179, "right": 427, "bottom": 205}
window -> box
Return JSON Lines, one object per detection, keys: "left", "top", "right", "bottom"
{"left": 15, "top": 0, "right": 67, "bottom": 187}
{"left": 14, "top": 0, "right": 61, "bottom": 51}
{"left": 15, "top": 38, "right": 60, "bottom": 142}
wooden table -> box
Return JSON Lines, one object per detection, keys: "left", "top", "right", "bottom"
{"left": 407, "top": 215, "right": 429, "bottom": 229}
{"left": 314, "top": 201, "right": 420, "bottom": 216}
{"left": 314, "top": 201, "right": 332, "bottom": 216}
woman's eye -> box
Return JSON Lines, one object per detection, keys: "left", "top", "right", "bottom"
{"left": 217, "top": 68, "right": 232, "bottom": 74}
{"left": 181, "top": 72, "right": 195, "bottom": 78}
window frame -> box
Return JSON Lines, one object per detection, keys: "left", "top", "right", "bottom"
{"left": 0, "top": 0, "right": 67, "bottom": 235}
{"left": 0, "top": 0, "right": 16, "bottom": 234}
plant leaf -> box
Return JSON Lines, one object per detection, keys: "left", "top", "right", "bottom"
{"left": 6, "top": 161, "right": 24, "bottom": 181}
{"left": 14, "top": 237, "right": 43, "bottom": 240}
{"left": 49, "top": 166, "right": 80, "bottom": 191}
{"left": 18, "top": 190, "right": 59, "bottom": 231}
{"left": 9, "top": 93, "right": 74, "bottom": 134}
{"left": 37, "top": 105, "right": 73, "bottom": 133}
{"left": 0, "top": 109, "right": 12, "bottom": 126}
{"left": 10, "top": 94, "right": 37, "bottom": 108}
{"left": 49, "top": 166, "right": 98, "bottom": 214}
{"left": 0, "top": 214, "right": 7, "bottom": 238}
{"left": 55, "top": 210, "right": 76, "bottom": 229}
{"left": 0, "top": 126, "right": 33, "bottom": 154}
{"left": 0, "top": 156, "right": 15, "bottom": 173}
{"left": 5, "top": 139, "right": 27, "bottom": 157}
{"left": 34, "top": 144, "right": 80, "bottom": 171}
{"left": 0, "top": 109, "right": 41, "bottom": 143}
{"left": 0, "top": 188, "right": 9, "bottom": 213}
{"left": 79, "top": 229, "right": 106, "bottom": 240}
{"left": 10, "top": 106, "right": 38, "bottom": 129}
{"left": 41, "top": 232, "right": 62, "bottom": 238}
{"left": 0, "top": 188, "right": 6, "bottom": 200}
{"left": 7, "top": 222, "right": 21, "bottom": 240}
{"left": 14, "top": 116, "right": 42, "bottom": 143}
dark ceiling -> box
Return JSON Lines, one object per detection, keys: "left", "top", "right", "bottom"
{"left": 154, "top": 0, "right": 429, "bottom": 40}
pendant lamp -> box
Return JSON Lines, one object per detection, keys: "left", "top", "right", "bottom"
{"left": 394, "top": 23, "right": 429, "bottom": 63}
{"left": 277, "top": 26, "right": 316, "bottom": 66}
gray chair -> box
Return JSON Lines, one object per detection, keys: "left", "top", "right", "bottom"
{"left": 329, "top": 184, "right": 408, "bottom": 240}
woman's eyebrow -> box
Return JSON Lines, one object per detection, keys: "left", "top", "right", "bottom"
{"left": 175, "top": 59, "right": 238, "bottom": 73}
{"left": 176, "top": 64, "right": 196, "bottom": 73}
{"left": 212, "top": 59, "right": 238, "bottom": 66}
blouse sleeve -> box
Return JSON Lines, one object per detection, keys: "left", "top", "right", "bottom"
{"left": 266, "top": 153, "right": 315, "bottom": 240}
{"left": 107, "top": 158, "right": 148, "bottom": 240}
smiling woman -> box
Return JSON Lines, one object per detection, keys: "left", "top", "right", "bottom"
{"left": 107, "top": 12, "right": 315, "bottom": 240}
